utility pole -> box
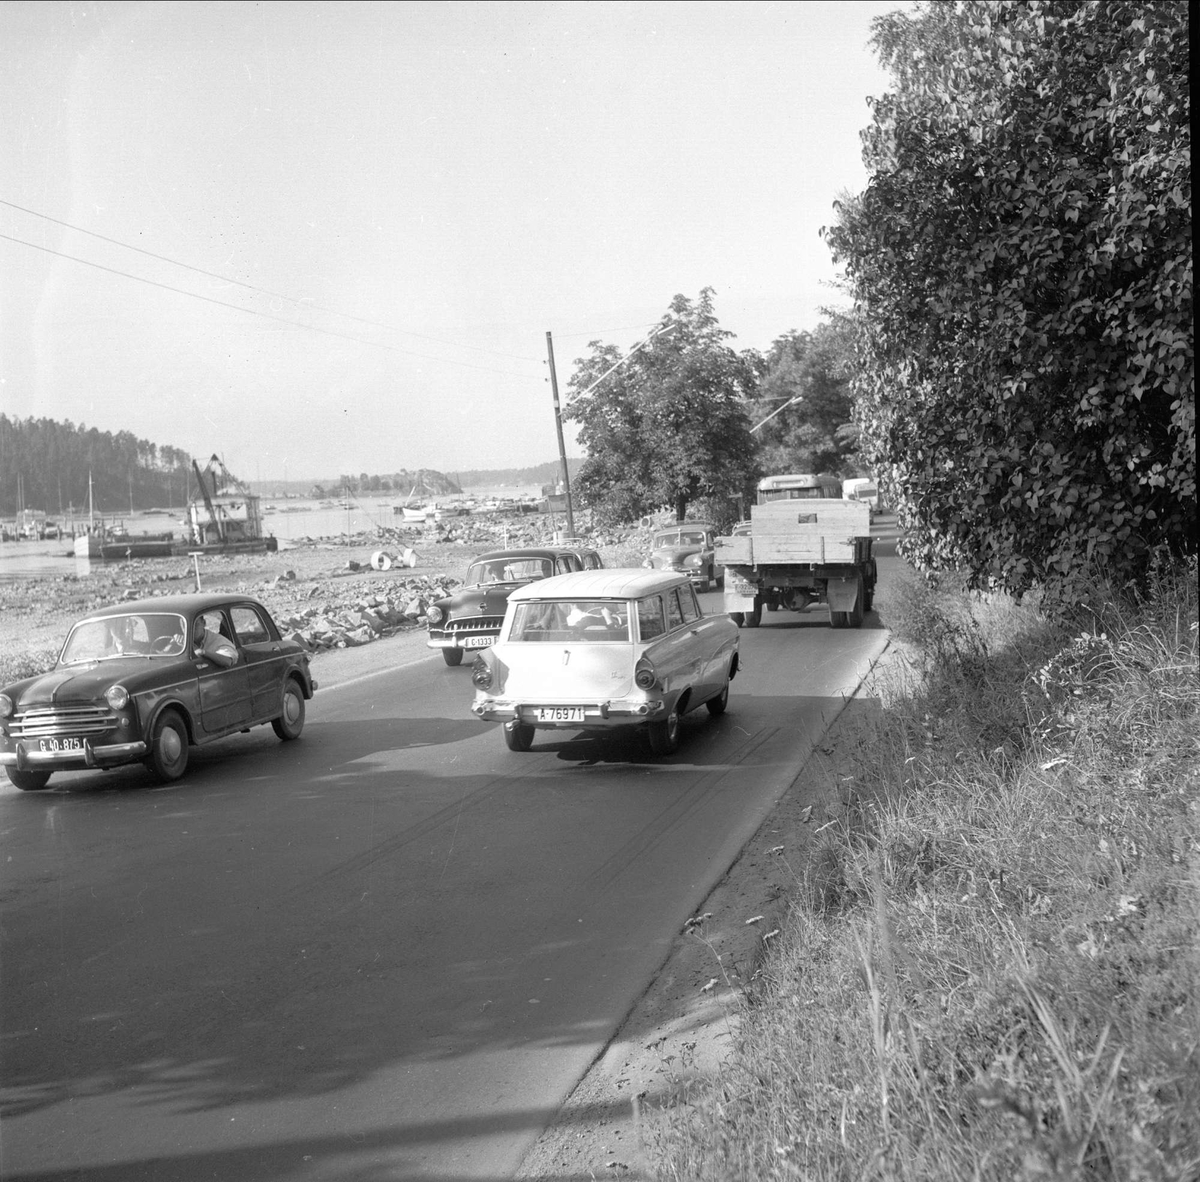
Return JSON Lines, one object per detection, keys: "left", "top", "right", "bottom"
{"left": 545, "top": 331, "right": 575, "bottom": 539}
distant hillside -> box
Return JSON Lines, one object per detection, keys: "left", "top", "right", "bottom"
{"left": 246, "top": 460, "right": 584, "bottom": 499}
{"left": 250, "top": 469, "right": 462, "bottom": 498}
{"left": 454, "top": 459, "right": 583, "bottom": 489}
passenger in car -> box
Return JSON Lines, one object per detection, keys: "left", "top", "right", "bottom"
{"left": 193, "top": 616, "right": 239, "bottom": 666}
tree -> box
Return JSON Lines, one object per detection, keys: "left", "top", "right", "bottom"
{"left": 825, "top": 1, "right": 1193, "bottom": 601}
{"left": 752, "top": 319, "right": 860, "bottom": 476}
{"left": 565, "top": 289, "right": 761, "bottom": 525}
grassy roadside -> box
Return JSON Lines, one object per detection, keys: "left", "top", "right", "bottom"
{"left": 642, "top": 561, "right": 1199, "bottom": 1181}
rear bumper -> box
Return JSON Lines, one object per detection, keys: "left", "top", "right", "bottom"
{"left": 1, "top": 739, "right": 149, "bottom": 771}
{"left": 472, "top": 698, "right": 666, "bottom": 728}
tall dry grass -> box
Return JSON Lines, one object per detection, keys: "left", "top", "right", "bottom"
{"left": 643, "top": 560, "right": 1199, "bottom": 1181}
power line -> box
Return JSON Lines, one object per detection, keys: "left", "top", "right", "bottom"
{"left": 0, "top": 198, "right": 540, "bottom": 363}
{"left": 0, "top": 233, "right": 541, "bottom": 380}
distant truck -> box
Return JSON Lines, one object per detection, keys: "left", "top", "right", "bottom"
{"left": 842, "top": 476, "right": 880, "bottom": 515}
{"left": 714, "top": 473, "right": 877, "bottom": 629}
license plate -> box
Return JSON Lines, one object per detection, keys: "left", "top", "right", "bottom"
{"left": 536, "top": 706, "right": 585, "bottom": 723}
{"left": 38, "top": 736, "right": 84, "bottom": 753}
{"left": 463, "top": 636, "right": 494, "bottom": 649}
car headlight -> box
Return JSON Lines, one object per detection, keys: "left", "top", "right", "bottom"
{"left": 427, "top": 605, "right": 444, "bottom": 624}
{"left": 0, "top": 693, "right": 13, "bottom": 719}
{"left": 105, "top": 685, "right": 130, "bottom": 710}
{"left": 684, "top": 554, "right": 702, "bottom": 567}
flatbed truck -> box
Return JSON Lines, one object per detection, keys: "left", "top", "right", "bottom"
{"left": 714, "top": 474, "right": 877, "bottom": 629}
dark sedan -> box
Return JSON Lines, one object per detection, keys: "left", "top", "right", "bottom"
{"left": 0, "top": 594, "right": 316, "bottom": 790}
{"left": 644, "top": 522, "right": 721, "bottom": 592}
{"left": 426, "top": 547, "right": 596, "bottom": 666}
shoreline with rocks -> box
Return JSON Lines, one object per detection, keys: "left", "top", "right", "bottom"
{"left": 0, "top": 515, "right": 651, "bottom": 684}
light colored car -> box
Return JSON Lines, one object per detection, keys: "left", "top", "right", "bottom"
{"left": 643, "top": 521, "right": 720, "bottom": 591}
{"left": 469, "top": 569, "right": 740, "bottom": 756}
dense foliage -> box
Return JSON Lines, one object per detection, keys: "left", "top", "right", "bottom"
{"left": 565, "top": 289, "right": 761, "bottom": 525}
{"left": 752, "top": 319, "right": 861, "bottom": 476}
{"left": 0, "top": 415, "right": 197, "bottom": 519}
{"left": 826, "top": 1, "right": 1193, "bottom": 600}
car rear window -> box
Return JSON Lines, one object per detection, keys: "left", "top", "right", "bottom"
{"left": 509, "top": 600, "right": 630, "bottom": 642}
{"left": 469, "top": 558, "right": 553, "bottom": 584}
{"left": 231, "top": 605, "right": 271, "bottom": 645}
{"left": 636, "top": 594, "right": 666, "bottom": 641}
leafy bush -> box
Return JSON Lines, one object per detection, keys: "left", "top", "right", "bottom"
{"left": 827, "top": 2, "right": 1194, "bottom": 604}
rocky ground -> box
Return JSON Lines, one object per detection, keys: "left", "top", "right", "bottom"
{"left": 0, "top": 513, "right": 648, "bottom": 680}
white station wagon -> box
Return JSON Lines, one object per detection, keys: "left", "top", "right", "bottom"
{"left": 469, "top": 569, "right": 740, "bottom": 756}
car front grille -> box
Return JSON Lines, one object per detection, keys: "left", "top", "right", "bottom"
{"left": 447, "top": 617, "right": 504, "bottom": 636}
{"left": 9, "top": 705, "right": 118, "bottom": 739}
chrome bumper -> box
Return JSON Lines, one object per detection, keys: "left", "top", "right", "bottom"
{"left": 1, "top": 739, "right": 149, "bottom": 770}
{"left": 472, "top": 699, "right": 665, "bottom": 725}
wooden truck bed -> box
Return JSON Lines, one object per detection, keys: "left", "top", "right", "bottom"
{"left": 715, "top": 500, "right": 870, "bottom": 567}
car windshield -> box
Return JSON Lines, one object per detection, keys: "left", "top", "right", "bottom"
{"left": 468, "top": 558, "right": 554, "bottom": 585}
{"left": 654, "top": 531, "right": 705, "bottom": 548}
{"left": 508, "top": 600, "right": 630, "bottom": 642}
{"left": 60, "top": 612, "right": 188, "bottom": 663}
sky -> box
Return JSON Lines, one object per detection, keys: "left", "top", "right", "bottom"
{"left": 1, "top": 0, "right": 903, "bottom": 482}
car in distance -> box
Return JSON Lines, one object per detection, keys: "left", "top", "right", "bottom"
{"left": 0, "top": 593, "right": 316, "bottom": 790}
{"left": 426, "top": 546, "right": 598, "bottom": 666}
{"left": 470, "top": 569, "right": 739, "bottom": 756}
{"left": 643, "top": 522, "right": 721, "bottom": 591}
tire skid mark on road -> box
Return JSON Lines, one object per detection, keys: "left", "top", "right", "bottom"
{"left": 578, "top": 726, "right": 783, "bottom": 894}
{"left": 285, "top": 773, "right": 518, "bottom": 894}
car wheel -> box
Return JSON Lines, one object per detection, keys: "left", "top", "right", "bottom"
{"left": 745, "top": 600, "right": 762, "bottom": 628}
{"left": 698, "top": 571, "right": 711, "bottom": 593}
{"left": 442, "top": 648, "right": 464, "bottom": 667}
{"left": 705, "top": 681, "right": 729, "bottom": 717}
{"left": 646, "top": 709, "right": 680, "bottom": 756}
{"left": 6, "top": 768, "right": 51, "bottom": 791}
{"left": 829, "top": 607, "right": 849, "bottom": 629}
{"left": 272, "top": 678, "right": 306, "bottom": 740}
{"left": 504, "top": 721, "right": 534, "bottom": 752}
{"left": 146, "top": 709, "right": 189, "bottom": 783}
{"left": 730, "top": 612, "right": 745, "bottom": 628}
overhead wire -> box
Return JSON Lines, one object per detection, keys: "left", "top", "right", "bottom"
{"left": 2, "top": 199, "right": 670, "bottom": 372}
{"left": 0, "top": 232, "right": 539, "bottom": 380}
{"left": 0, "top": 198, "right": 541, "bottom": 363}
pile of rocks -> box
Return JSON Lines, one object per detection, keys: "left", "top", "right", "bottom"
{"left": 255, "top": 572, "right": 462, "bottom": 652}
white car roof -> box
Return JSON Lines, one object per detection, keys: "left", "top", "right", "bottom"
{"left": 506, "top": 568, "right": 692, "bottom": 603}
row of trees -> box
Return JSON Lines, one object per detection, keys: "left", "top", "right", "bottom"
{"left": 565, "top": 290, "right": 862, "bottom": 527}
{"left": 0, "top": 416, "right": 201, "bottom": 519}
{"left": 310, "top": 471, "right": 462, "bottom": 498}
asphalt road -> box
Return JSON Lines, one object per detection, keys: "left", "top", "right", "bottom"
{"left": 1, "top": 561, "right": 894, "bottom": 1181}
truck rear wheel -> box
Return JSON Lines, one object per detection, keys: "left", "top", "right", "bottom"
{"left": 848, "top": 573, "right": 865, "bottom": 628}
{"left": 745, "top": 599, "right": 762, "bottom": 628}
{"left": 730, "top": 612, "right": 745, "bottom": 628}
